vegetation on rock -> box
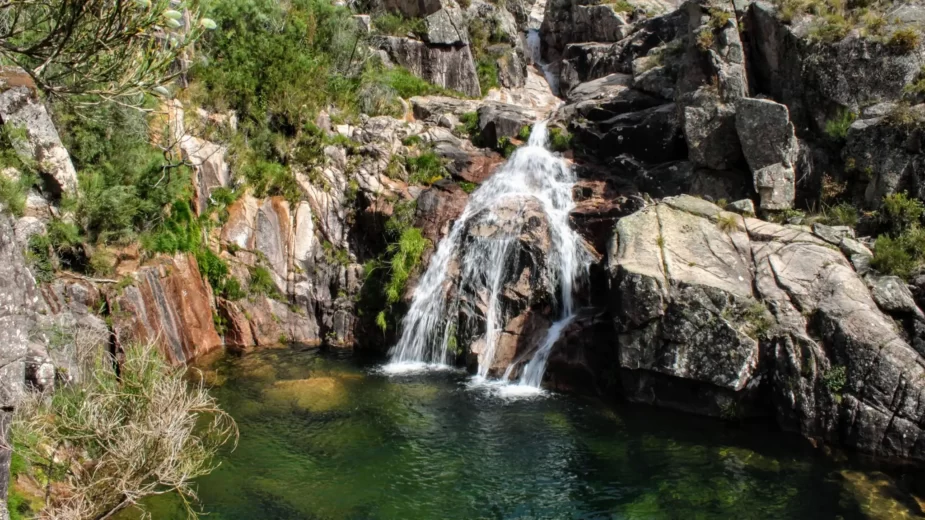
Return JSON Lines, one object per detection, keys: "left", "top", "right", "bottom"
{"left": 11, "top": 343, "right": 237, "bottom": 519}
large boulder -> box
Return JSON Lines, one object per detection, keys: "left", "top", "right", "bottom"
{"left": 604, "top": 195, "right": 925, "bottom": 461}
{"left": 0, "top": 67, "right": 78, "bottom": 198}
{"left": 608, "top": 196, "right": 762, "bottom": 415}
{"left": 476, "top": 102, "right": 537, "bottom": 147}
{"left": 735, "top": 97, "right": 799, "bottom": 210}
{"left": 108, "top": 254, "right": 223, "bottom": 364}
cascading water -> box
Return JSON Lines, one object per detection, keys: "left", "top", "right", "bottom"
{"left": 526, "top": 29, "right": 559, "bottom": 96}
{"left": 385, "top": 122, "right": 589, "bottom": 388}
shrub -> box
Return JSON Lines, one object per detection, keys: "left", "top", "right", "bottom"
{"left": 808, "top": 13, "right": 851, "bottom": 43}
{"left": 605, "top": 0, "right": 635, "bottom": 12}
{"left": 888, "top": 28, "right": 921, "bottom": 53}
{"left": 548, "top": 128, "right": 573, "bottom": 152}
{"left": 871, "top": 231, "right": 925, "bottom": 279}
{"left": 885, "top": 102, "right": 925, "bottom": 128}
{"left": 0, "top": 170, "right": 36, "bottom": 218}
{"left": 828, "top": 202, "right": 859, "bottom": 227}
{"left": 11, "top": 343, "right": 237, "bottom": 519}
{"left": 742, "top": 301, "right": 774, "bottom": 338}
{"left": 881, "top": 191, "right": 924, "bottom": 233}
{"left": 372, "top": 12, "right": 426, "bottom": 37}
{"left": 716, "top": 213, "right": 741, "bottom": 233}
{"left": 459, "top": 181, "right": 478, "bottom": 194}
{"left": 824, "top": 109, "right": 857, "bottom": 140}
{"left": 696, "top": 29, "right": 715, "bottom": 50}
{"left": 709, "top": 7, "right": 733, "bottom": 29}
{"left": 822, "top": 365, "right": 847, "bottom": 392}
{"left": 476, "top": 55, "right": 500, "bottom": 94}
{"left": 406, "top": 151, "right": 448, "bottom": 185}
{"left": 250, "top": 265, "right": 284, "bottom": 300}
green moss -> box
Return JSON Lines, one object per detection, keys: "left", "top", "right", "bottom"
{"left": 459, "top": 181, "right": 478, "bottom": 194}
{"left": 548, "top": 128, "right": 573, "bottom": 152}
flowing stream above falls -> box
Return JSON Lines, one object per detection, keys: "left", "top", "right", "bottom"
{"left": 385, "top": 122, "right": 589, "bottom": 388}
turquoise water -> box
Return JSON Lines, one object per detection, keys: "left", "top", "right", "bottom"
{"left": 139, "top": 347, "right": 925, "bottom": 519}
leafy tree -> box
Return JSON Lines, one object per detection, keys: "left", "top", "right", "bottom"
{"left": 0, "top": 0, "right": 215, "bottom": 105}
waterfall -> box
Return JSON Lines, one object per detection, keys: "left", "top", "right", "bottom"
{"left": 385, "top": 123, "right": 588, "bottom": 388}
{"left": 526, "top": 29, "right": 559, "bottom": 96}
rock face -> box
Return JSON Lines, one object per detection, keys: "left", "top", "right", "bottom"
{"left": 0, "top": 67, "right": 78, "bottom": 197}
{"left": 109, "top": 254, "right": 222, "bottom": 364}
{"left": 0, "top": 213, "right": 35, "bottom": 520}
{"left": 735, "top": 98, "right": 799, "bottom": 210}
{"left": 376, "top": 36, "right": 482, "bottom": 97}
{"left": 604, "top": 196, "right": 925, "bottom": 461}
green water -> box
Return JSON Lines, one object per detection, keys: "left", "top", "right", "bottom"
{"left": 140, "top": 346, "right": 925, "bottom": 519}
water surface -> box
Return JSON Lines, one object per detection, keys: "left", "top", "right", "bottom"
{"left": 141, "top": 347, "right": 925, "bottom": 519}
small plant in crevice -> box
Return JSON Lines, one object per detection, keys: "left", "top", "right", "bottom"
{"left": 822, "top": 365, "right": 847, "bottom": 393}
{"left": 824, "top": 109, "right": 857, "bottom": 140}
{"left": 459, "top": 181, "right": 478, "bottom": 194}
{"left": 888, "top": 28, "right": 921, "bottom": 54}
{"left": 696, "top": 28, "right": 715, "bottom": 50}
{"left": 742, "top": 301, "right": 774, "bottom": 339}
{"left": 716, "top": 213, "right": 741, "bottom": 233}
{"left": 708, "top": 7, "right": 733, "bottom": 30}
{"left": 826, "top": 202, "right": 859, "bottom": 227}
{"left": 548, "top": 127, "right": 573, "bottom": 152}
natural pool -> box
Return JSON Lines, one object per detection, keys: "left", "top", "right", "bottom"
{"left": 137, "top": 346, "right": 925, "bottom": 519}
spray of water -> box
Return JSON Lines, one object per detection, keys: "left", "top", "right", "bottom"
{"left": 385, "top": 122, "right": 588, "bottom": 387}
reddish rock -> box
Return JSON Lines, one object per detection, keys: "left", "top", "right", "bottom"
{"left": 570, "top": 178, "right": 643, "bottom": 256}
{"left": 108, "top": 254, "right": 222, "bottom": 364}
{"left": 414, "top": 180, "right": 469, "bottom": 245}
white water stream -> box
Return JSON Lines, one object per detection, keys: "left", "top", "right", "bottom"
{"left": 385, "top": 123, "right": 589, "bottom": 389}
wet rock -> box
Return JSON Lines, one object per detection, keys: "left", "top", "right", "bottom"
{"left": 572, "top": 103, "right": 686, "bottom": 163}
{"left": 0, "top": 67, "right": 78, "bottom": 197}
{"left": 415, "top": 180, "right": 470, "bottom": 244}
{"left": 476, "top": 102, "right": 537, "bottom": 148}
{"left": 735, "top": 98, "right": 799, "bottom": 210}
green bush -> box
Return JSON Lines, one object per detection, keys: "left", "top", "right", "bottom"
{"left": 709, "top": 7, "right": 733, "bottom": 29}
{"left": 824, "top": 109, "right": 857, "bottom": 140}
{"left": 881, "top": 191, "right": 924, "bottom": 233}
{"left": 459, "top": 181, "right": 478, "bottom": 194}
{"left": 871, "top": 230, "right": 925, "bottom": 279}
{"left": 56, "top": 101, "right": 191, "bottom": 245}
{"left": 808, "top": 13, "right": 851, "bottom": 43}
{"left": 250, "top": 265, "right": 284, "bottom": 300}
{"left": 548, "top": 127, "right": 573, "bottom": 152}
{"left": 372, "top": 12, "right": 426, "bottom": 37}
{"left": 827, "top": 202, "right": 859, "bottom": 227}
{"left": 476, "top": 56, "right": 500, "bottom": 94}
{"left": 696, "top": 29, "right": 715, "bottom": 50}
{"left": 406, "top": 151, "right": 447, "bottom": 185}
